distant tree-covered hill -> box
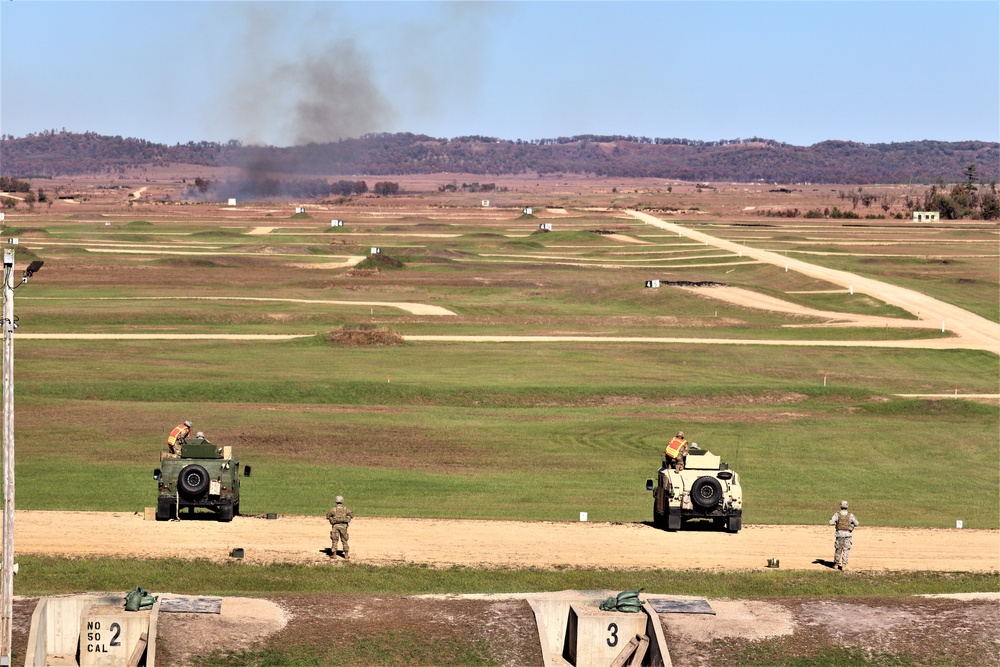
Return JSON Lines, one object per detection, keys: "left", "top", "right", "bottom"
{"left": 1, "top": 130, "right": 996, "bottom": 184}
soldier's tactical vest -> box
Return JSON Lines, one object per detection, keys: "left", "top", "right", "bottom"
{"left": 332, "top": 505, "right": 349, "bottom": 523}
{"left": 665, "top": 436, "right": 687, "bottom": 459}
{"left": 835, "top": 511, "right": 853, "bottom": 531}
{"left": 167, "top": 424, "right": 189, "bottom": 446}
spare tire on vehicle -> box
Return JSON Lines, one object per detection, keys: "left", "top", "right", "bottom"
{"left": 178, "top": 464, "right": 210, "bottom": 497}
{"left": 690, "top": 476, "right": 723, "bottom": 508}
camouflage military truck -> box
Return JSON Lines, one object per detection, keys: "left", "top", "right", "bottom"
{"left": 646, "top": 448, "right": 742, "bottom": 533}
{"left": 153, "top": 436, "right": 251, "bottom": 522}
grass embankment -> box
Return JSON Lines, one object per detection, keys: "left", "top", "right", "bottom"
{"left": 15, "top": 558, "right": 998, "bottom": 667}
{"left": 16, "top": 556, "right": 998, "bottom": 597}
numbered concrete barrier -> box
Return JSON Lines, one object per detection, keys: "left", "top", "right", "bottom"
{"left": 526, "top": 591, "right": 671, "bottom": 667}
{"left": 565, "top": 604, "right": 648, "bottom": 667}
{"left": 25, "top": 595, "right": 159, "bottom": 667}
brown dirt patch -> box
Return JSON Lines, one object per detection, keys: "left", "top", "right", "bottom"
{"left": 327, "top": 325, "right": 404, "bottom": 346}
{"left": 154, "top": 596, "right": 288, "bottom": 666}
{"left": 665, "top": 596, "right": 1000, "bottom": 667}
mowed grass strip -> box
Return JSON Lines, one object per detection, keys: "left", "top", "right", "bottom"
{"left": 15, "top": 340, "right": 1000, "bottom": 393}
{"left": 15, "top": 556, "right": 999, "bottom": 597}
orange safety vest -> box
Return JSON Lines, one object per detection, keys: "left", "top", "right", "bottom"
{"left": 167, "top": 424, "right": 190, "bottom": 447}
{"left": 665, "top": 436, "right": 688, "bottom": 459}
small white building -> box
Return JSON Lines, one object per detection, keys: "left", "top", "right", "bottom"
{"left": 912, "top": 211, "right": 940, "bottom": 222}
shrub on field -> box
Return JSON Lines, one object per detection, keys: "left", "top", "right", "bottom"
{"left": 355, "top": 253, "right": 404, "bottom": 270}
{"left": 327, "top": 324, "right": 403, "bottom": 346}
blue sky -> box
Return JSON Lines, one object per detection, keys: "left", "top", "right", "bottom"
{"left": 2, "top": 1, "right": 997, "bottom": 147}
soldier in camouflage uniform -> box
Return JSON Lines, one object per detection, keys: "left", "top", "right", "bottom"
{"left": 829, "top": 500, "right": 859, "bottom": 570}
{"left": 164, "top": 420, "right": 192, "bottom": 459}
{"left": 326, "top": 496, "right": 353, "bottom": 559}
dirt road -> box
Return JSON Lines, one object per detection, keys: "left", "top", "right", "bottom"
{"left": 24, "top": 295, "right": 457, "bottom": 316}
{"left": 13, "top": 511, "right": 998, "bottom": 572}
{"left": 627, "top": 210, "right": 1000, "bottom": 354}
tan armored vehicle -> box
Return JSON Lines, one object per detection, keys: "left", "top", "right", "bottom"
{"left": 646, "top": 448, "right": 743, "bottom": 533}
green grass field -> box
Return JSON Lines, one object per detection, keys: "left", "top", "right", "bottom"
{"left": 3, "top": 213, "right": 998, "bottom": 529}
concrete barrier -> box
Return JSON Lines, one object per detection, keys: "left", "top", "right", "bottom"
{"left": 565, "top": 604, "right": 648, "bottom": 667}
{"left": 25, "top": 595, "right": 159, "bottom": 667}
{"left": 526, "top": 591, "right": 671, "bottom": 667}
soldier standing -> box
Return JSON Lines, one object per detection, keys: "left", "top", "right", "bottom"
{"left": 326, "top": 496, "right": 353, "bottom": 559}
{"left": 829, "top": 500, "right": 859, "bottom": 570}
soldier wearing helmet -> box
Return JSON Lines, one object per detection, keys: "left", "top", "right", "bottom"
{"left": 165, "top": 420, "right": 192, "bottom": 459}
{"left": 664, "top": 430, "right": 689, "bottom": 471}
{"left": 829, "top": 500, "right": 859, "bottom": 570}
{"left": 326, "top": 495, "right": 354, "bottom": 559}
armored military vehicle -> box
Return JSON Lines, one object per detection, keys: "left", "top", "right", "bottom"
{"left": 646, "top": 448, "right": 742, "bottom": 533}
{"left": 153, "top": 436, "right": 251, "bottom": 522}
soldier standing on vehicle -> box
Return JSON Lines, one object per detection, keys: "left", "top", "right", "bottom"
{"left": 165, "top": 420, "right": 192, "bottom": 458}
{"left": 829, "top": 500, "right": 859, "bottom": 570}
{"left": 665, "top": 431, "right": 689, "bottom": 471}
{"left": 326, "top": 496, "right": 353, "bottom": 559}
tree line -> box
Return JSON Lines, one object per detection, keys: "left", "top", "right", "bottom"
{"left": 2, "top": 130, "right": 997, "bottom": 185}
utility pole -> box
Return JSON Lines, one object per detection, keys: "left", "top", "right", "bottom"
{"left": 0, "top": 244, "right": 41, "bottom": 666}
{"left": 1, "top": 246, "right": 15, "bottom": 666}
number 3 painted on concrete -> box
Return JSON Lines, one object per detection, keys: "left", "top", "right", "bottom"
{"left": 607, "top": 622, "right": 619, "bottom": 647}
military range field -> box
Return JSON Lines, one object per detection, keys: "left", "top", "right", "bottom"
{"left": 1, "top": 172, "right": 997, "bottom": 666}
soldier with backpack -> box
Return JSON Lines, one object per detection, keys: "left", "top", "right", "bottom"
{"left": 326, "top": 496, "right": 353, "bottom": 559}
{"left": 829, "top": 500, "right": 859, "bottom": 570}
{"left": 165, "top": 420, "right": 192, "bottom": 459}
{"left": 664, "top": 430, "right": 689, "bottom": 471}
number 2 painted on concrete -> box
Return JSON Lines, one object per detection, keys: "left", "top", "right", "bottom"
{"left": 109, "top": 623, "right": 121, "bottom": 647}
{"left": 607, "top": 622, "right": 619, "bottom": 647}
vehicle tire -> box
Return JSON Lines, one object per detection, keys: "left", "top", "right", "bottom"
{"left": 177, "top": 464, "right": 210, "bottom": 497}
{"left": 653, "top": 504, "right": 664, "bottom": 528}
{"left": 727, "top": 515, "right": 742, "bottom": 533}
{"left": 690, "top": 477, "right": 723, "bottom": 509}
{"left": 155, "top": 498, "right": 174, "bottom": 521}
{"left": 218, "top": 501, "right": 234, "bottom": 523}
